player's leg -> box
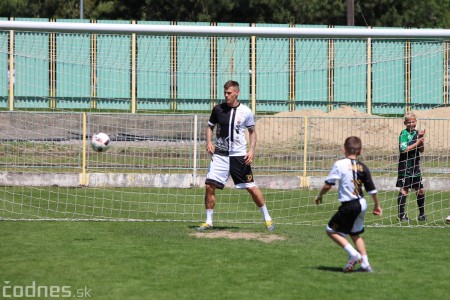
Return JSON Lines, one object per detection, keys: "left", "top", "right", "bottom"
{"left": 326, "top": 231, "right": 362, "bottom": 272}
{"left": 327, "top": 200, "right": 364, "bottom": 272}
{"left": 327, "top": 230, "right": 350, "bottom": 247}
{"left": 229, "top": 156, "right": 274, "bottom": 230}
{"left": 246, "top": 186, "right": 274, "bottom": 230}
{"left": 326, "top": 201, "right": 361, "bottom": 272}
{"left": 326, "top": 230, "right": 358, "bottom": 261}
{"left": 397, "top": 187, "right": 409, "bottom": 221}
{"left": 415, "top": 186, "right": 426, "bottom": 221}
{"left": 246, "top": 186, "right": 265, "bottom": 207}
{"left": 204, "top": 182, "right": 216, "bottom": 209}
{"left": 196, "top": 183, "right": 216, "bottom": 231}
{"left": 204, "top": 182, "right": 216, "bottom": 218}
{"left": 351, "top": 235, "right": 366, "bottom": 256}
{"left": 349, "top": 199, "right": 372, "bottom": 271}
{"left": 411, "top": 177, "right": 426, "bottom": 220}
{"left": 351, "top": 235, "right": 372, "bottom": 272}
{"left": 197, "top": 155, "right": 230, "bottom": 231}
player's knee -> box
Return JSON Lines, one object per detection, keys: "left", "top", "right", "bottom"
{"left": 350, "top": 235, "right": 361, "bottom": 242}
{"left": 246, "top": 186, "right": 259, "bottom": 195}
{"left": 205, "top": 184, "right": 215, "bottom": 195}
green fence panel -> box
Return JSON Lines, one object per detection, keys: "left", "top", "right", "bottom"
{"left": 295, "top": 25, "right": 328, "bottom": 111}
{"left": 176, "top": 22, "right": 211, "bottom": 111}
{"left": 216, "top": 23, "right": 250, "bottom": 105}
{"left": 372, "top": 39, "right": 405, "bottom": 115}
{"left": 14, "top": 18, "right": 49, "bottom": 109}
{"left": 96, "top": 20, "right": 131, "bottom": 110}
{"left": 411, "top": 41, "right": 444, "bottom": 109}
{"left": 0, "top": 18, "right": 8, "bottom": 108}
{"left": 56, "top": 19, "right": 91, "bottom": 109}
{"left": 136, "top": 21, "right": 171, "bottom": 111}
{"left": 256, "top": 24, "right": 290, "bottom": 112}
{"left": 333, "top": 27, "right": 367, "bottom": 112}
{"left": 2, "top": 19, "right": 447, "bottom": 115}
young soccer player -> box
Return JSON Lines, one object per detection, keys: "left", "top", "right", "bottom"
{"left": 314, "top": 136, "right": 382, "bottom": 273}
{"left": 396, "top": 112, "right": 426, "bottom": 221}
{"left": 196, "top": 80, "right": 274, "bottom": 232}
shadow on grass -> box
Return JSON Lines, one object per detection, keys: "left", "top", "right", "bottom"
{"left": 317, "top": 266, "right": 344, "bottom": 272}
{"left": 188, "top": 225, "right": 241, "bottom": 231}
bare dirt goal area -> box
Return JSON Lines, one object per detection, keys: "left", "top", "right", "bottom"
{"left": 191, "top": 231, "right": 285, "bottom": 243}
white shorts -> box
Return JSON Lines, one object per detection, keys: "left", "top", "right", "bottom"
{"left": 205, "top": 154, "right": 256, "bottom": 189}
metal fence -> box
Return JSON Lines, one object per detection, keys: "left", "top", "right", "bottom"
{"left": 0, "top": 20, "right": 448, "bottom": 114}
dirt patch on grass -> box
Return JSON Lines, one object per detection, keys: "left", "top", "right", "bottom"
{"left": 191, "top": 230, "right": 285, "bottom": 243}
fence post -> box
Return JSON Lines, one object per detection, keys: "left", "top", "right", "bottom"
{"left": 444, "top": 41, "right": 449, "bottom": 105}
{"left": 300, "top": 116, "right": 310, "bottom": 188}
{"left": 79, "top": 112, "right": 89, "bottom": 186}
{"left": 8, "top": 27, "right": 14, "bottom": 111}
{"left": 170, "top": 21, "right": 177, "bottom": 111}
{"left": 289, "top": 23, "right": 295, "bottom": 112}
{"left": 327, "top": 32, "right": 334, "bottom": 112}
{"left": 192, "top": 114, "right": 198, "bottom": 187}
{"left": 367, "top": 37, "right": 372, "bottom": 115}
{"left": 405, "top": 40, "right": 411, "bottom": 113}
{"left": 131, "top": 20, "right": 136, "bottom": 113}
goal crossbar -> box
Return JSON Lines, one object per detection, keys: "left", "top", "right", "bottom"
{"left": 1, "top": 20, "right": 450, "bottom": 39}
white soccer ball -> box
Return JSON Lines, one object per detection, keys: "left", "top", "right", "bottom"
{"left": 90, "top": 132, "right": 110, "bottom": 152}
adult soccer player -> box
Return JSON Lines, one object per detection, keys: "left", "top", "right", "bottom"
{"left": 196, "top": 80, "right": 274, "bottom": 231}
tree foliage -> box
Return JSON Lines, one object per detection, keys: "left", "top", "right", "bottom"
{"left": 0, "top": 0, "right": 449, "bottom": 28}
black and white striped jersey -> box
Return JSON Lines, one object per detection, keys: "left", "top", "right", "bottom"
{"left": 208, "top": 102, "right": 255, "bottom": 157}
{"left": 325, "top": 158, "right": 377, "bottom": 202}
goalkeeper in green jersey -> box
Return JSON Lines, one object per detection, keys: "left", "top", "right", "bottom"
{"left": 396, "top": 112, "right": 426, "bottom": 222}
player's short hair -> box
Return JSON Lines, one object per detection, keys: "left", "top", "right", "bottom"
{"left": 344, "top": 136, "right": 362, "bottom": 156}
{"left": 224, "top": 80, "right": 239, "bottom": 91}
{"left": 404, "top": 112, "right": 417, "bottom": 121}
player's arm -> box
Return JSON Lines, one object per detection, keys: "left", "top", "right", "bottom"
{"left": 417, "top": 138, "right": 425, "bottom": 153}
{"left": 405, "top": 137, "right": 425, "bottom": 153}
{"left": 245, "top": 126, "right": 257, "bottom": 165}
{"left": 362, "top": 164, "right": 382, "bottom": 216}
{"left": 417, "top": 129, "right": 425, "bottom": 153}
{"left": 206, "top": 125, "right": 215, "bottom": 155}
{"left": 314, "top": 183, "right": 332, "bottom": 205}
{"left": 370, "top": 193, "right": 382, "bottom": 216}
{"left": 402, "top": 140, "right": 424, "bottom": 153}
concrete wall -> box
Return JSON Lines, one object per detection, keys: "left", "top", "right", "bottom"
{"left": 1, "top": 172, "right": 448, "bottom": 191}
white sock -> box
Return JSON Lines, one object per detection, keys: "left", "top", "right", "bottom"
{"left": 259, "top": 205, "right": 272, "bottom": 221}
{"left": 361, "top": 255, "right": 370, "bottom": 268}
{"left": 343, "top": 244, "right": 358, "bottom": 257}
{"left": 206, "top": 209, "right": 213, "bottom": 225}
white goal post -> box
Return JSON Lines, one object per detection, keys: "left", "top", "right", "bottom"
{"left": 2, "top": 20, "right": 450, "bottom": 38}
{"left": 0, "top": 20, "right": 449, "bottom": 227}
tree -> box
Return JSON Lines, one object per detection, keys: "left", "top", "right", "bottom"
{"left": 353, "top": 0, "right": 450, "bottom": 28}
{"left": 0, "top": 0, "right": 449, "bottom": 28}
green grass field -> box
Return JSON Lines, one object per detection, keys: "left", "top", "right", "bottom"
{"left": 1, "top": 187, "right": 450, "bottom": 226}
{"left": 1, "top": 221, "right": 449, "bottom": 300}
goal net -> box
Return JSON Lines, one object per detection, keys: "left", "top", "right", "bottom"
{"left": 0, "top": 21, "right": 449, "bottom": 227}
